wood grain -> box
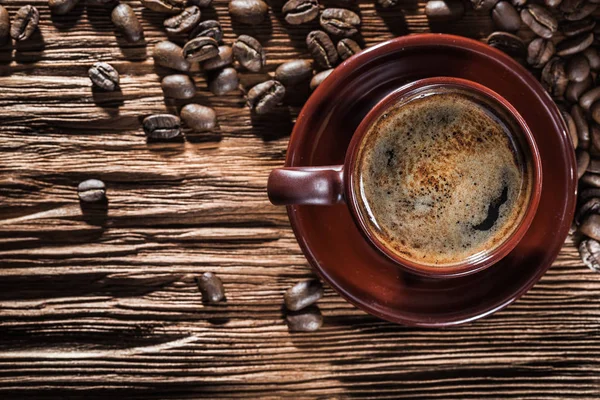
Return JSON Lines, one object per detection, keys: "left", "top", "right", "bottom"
{"left": 0, "top": 0, "right": 599, "bottom": 398}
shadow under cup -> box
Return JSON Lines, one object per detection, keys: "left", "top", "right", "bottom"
{"left": 345, "top": 78, "right": 543, "bottom": 278}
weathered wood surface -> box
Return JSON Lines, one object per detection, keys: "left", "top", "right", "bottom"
{"left": 0, "top": 0, "right": 599, "bottom": 398}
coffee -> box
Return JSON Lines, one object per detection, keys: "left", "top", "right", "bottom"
{"left": 354, "top": 90, "right": 532, "bottom": 267}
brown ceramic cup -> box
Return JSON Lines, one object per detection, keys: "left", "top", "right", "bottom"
{"left": 268, "top": 77, "right": 543, "bottom": 278}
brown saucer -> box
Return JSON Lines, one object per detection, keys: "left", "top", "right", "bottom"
{"left": 285, "top": 34, "right": 577, "bottom": 327}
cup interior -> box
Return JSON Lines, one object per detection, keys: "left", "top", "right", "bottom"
{"left": 344, "top": 77, "right": 543, "bottom": 278}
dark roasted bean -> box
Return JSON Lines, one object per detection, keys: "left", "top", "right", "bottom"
{"left": 208, "top": 67, "right": 239, "bottom": 96}
{"left": 88, "top": 62, "right": 119, "bottom": 91}
{"left": 161, "top": 74, "right": 196, "bottom": 99}
{"left": 566, "top": 75, "right": 592, "bottom": 102}
{"left": 153, "top": 41, "right": 191, "bottom": 72}
{"left": 541, "top": 57, "right": 568, "bottom": 97}
{"left": 306, "top": 30, "right": 338, "bottom": 69}
{"left": 588, "top": 158, "right": 600, "bottom": 173}
{"left": 544, "top": 0, "right": 562, "bottom": 7}
{"left": 560, "top": 109, "right": 579, "bottom": 148}
{"left": 560, "top": 0, "right": 584, "bottom": 12}
{"left": 320, "top": 8, "right": 360, "bottom": 37}
{"left": 512, "top": 0, "right": 527, "bottom": 6}
{"left": 286, "top": 306, "right": 323, "bottom": 331}
{"left": 564, "top": 2, "right": 596, "bottom": 20}
{"left": 232, "top": 35, "right": 266, "bottom": 72}
{"left": 78, "top": 179, "right": 106, "bottom": 203}
{"left": 591, "top": 122, "right": 600, "bottom": 150}
{"left": 141, "top": 0, "right": 185, "bottom": 14}
{"left": 203, "top": 45, "right": 233, "bottom": 71}
{"left": 195, "top": 272, "right": 225, "bottom": 303}
{"left": 591, "top": 101, "right": 600, "bottom": 125}
{"left": 183, "top": 36, "right": 219, "bottom": 62}
{"left": 284, "top": 280, "right": 324, "bottom": 311}
{"left": 581, "top": 173, "right": 600, "bottom": 187}
{"left": 111, "top": 4, "right": 143, "bottom": 43}
{"left": 520, "top": 5, "right": 557, "bottom": 39}
{"left": 556, "top": 32, "right": 593, "bottom": 56}
{"left": 282, "top": 0, "right": 319, "bottom": 25}
{"left": 425, "top": 0, "right": 465, "bottom": 21}
{"left": 377, "top": 0, "right": 399, "bottom": 6}
{"left": 572, "top": 104, "right": 590, "bottom": 148}
{"left": 580, "top": 188, "right": 600, "bottom": 203}
{"left": 49, "top": 0, "right": 80, "bottom": 15}
{"left": 561, "top": 17, "right": 596, "bottom": 36}
{"left": 188, "top": 0, "right": 212, "bottom": 7}
{"left": 566, "top": 54, "right": 590, "bottom": 82}
{"left": 247, "top": 80, "right": 285, "bottom": 114}
{"left": 229, "top": 0, "right": 269, "bottom": 25}
{"left": 0, "top": 6, "right": 10, "bottom": 46}
{"left": 471, "top": 0, "right": 499, "bottom": 11}
{"left": 580, "top": 213, "right": 600, "bottom": 241}
{"left": 487, "top": 32, "right": 526, "bottom": 59}
{"left": 189, "top": 20, "right": 223, "bottom": 42}
{"left": 577, "top": 149, "right": 591, "bottom": 178}
{"left": 310, "top": 68, "right": 333, "bottom": 90}
{"left": 180, "top": 104, "right": 217, "bottom": 132}
{"left": 576, "top": 198, "right": 600, "bottom": 224}
{"left": 164, "top": 6, "right": 201, "bottom": 34}
{"left": 584, "top": 47, "right": 600, "bottom": 70}
{"left": 143, "top": 114, "right": 181, "bottom": 139}
{"left": 527, "top": 38, "right": 554, "bottom": 68}
{"left": 275, "top": 59, "right": 313, "bottom": 86}
{"left": 579, "top": 86, "right": 600, "bottom": 110}
{"left": 579, "top": 239, "right": 600, "bottom": 272}
{"left": 337, "top": 38, "right": 361, "bottom": 60}
{"left": 11, "top": 5, "right": 39, "bottom": 41}
{"left": 492, "top": 2, "right": 521, "bottom": 32}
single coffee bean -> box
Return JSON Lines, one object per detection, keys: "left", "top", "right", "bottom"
{"left": 556, "top": 32, "right": 593, "bottom": 56}
{"left": 560, "top": 0, "right": 583, "bottom": 12}
{"left": 11, "top": 5, "right": 39, "bottom": 41}
{"left": 512, "top": 0, "right": 527, "bottom": 6}
{"left": 576, "top": 197, "right": 600, "bottom": 224}
{"left": 579, "top": 213, "right": 600, "bottom": 241}
{"left": 587, "top": 158, "right": 600, "bottom": 173}
{"left": 561, "top": 17, "right": 596, "bottom": 37}
{"left": 564, "top": 2, "right": 597, "bottom": 20}
{"left": 590, "top": 123, "right": 600, "bottom": 150}
{"left": 203, "top": 45, "right": 233, "bottom": 71}
{"left": 591, "top": 101, "right": 600, "bottom": 125}
{"left": 544, "top": 0, "right": 562, "bottom": 7}
{"left": 111, "top": 4, "right": 143, "bottom": 43}
{"left": 208, "top": 67, "right": 239, "bottom": 96}
{"left": 195, "top": 272, "right": 225, "bottom": 303}
{"left": 579, "top": 86, "right": 600, "bottom": 110}
{"left": 307, "top": 30, "right": 338, "bottom": 69}
{"left": 572, "top": 104, "right": 590, "bottom": 148}
{"left": 247, "top": 80, "right": 285, "bottom": 114}
{"left": 232, "top": 35, "right": 266, "bottom": 72}
{"left": 153, "top": 41, "right": 190, "bottom": 72}
{"left": 310, "top": 68, "right": 333, "bottom": 90}
{"left": 275, "top": 59, "right": 313, "bottom": 86}
{"left": 492, "top": 2, "right": 521, "bottom": 32}
{"left": 88, "top": 62, "right": 119, "bottom": 91}
{"left": 189, "top": 20, "right": 223, "bottom": 42}
{"left": 49, "top": 0, "right": 80, "bottom": 15}
{"left": 579, "top": 239, "right": 600, "bottom": 272}
{"left": 284, "top": 280, "right": 324, "bottom": 311}
{"left": 425, "top": 0, "right": 465, "bottom": 21}
{"left": 189, "top": 0, "right": 212, "bottom": 7}
{"left": 183, "top": 36, "right": 219, "bottom": 62}
{"left": 471, "top": 0, "right": 499, "bottom": 11}
{"left": 520, "top": 5, "right": 557, "bottom": 39}
{"left": 580, "top": 188, "right": 600, "bottom": 203}
{"left": 143, "top": 114, "right": 181, "bottom": 139}
{"left": 577, "top": 149, "right": 591, "bottom": 178}
{"left": 286, "top": 306, "right": 323, "bottom": 332}
{"left": 164, "top": 6, "right": 201, "bottom": 34}
{"left": 487, "top": 32, "right": 526, "bottom": 59}
{"left": 377, "top": 0, "right": 399, "bottom": 6}
{"left": 541, "top": 57, "right": 568, "bottom": 97}
{"left": 0, "top": 6, "right": 10, "bottom": 46}
{"left": 566, "top": 54, "right": 590, "bottom": 82}
{"left": 566, "top": 75, "right": 592, "bottom": 102}
{"left": 581, "top": 173, "right": 600, "bottom": 187}
{"left": 78, "top": 179, "right": 106, "bottom": 203}
{"left": 180, "top": 104, "right": 217, "bottom": 132}
{"left": 560, "top": 109, "right": 579, "bottom": 148}
{"left": 527, "top": 38, "right": 555, "bottom": 68}
{"left": 584, "top": 47, "right": 600, "bottom": 70}
{"left": 161, "top": 74, "right": 196, "bottom": 99}
{"left": 282, "top": 0, "right": 319, "bottom": 25}
{"left": 141, "top": 0, "right": 185, "bottom": 14}
{"left": 337, "top": 38, "right": 361, "bottom": 61}
{"left": 229, "top": 0, "right": 269, "bottom": 25}
{"left": 320, "top": 8, "right": 360, "bottom": 37}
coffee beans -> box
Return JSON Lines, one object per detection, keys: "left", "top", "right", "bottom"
{"left": 377, "top": 0, "right": 399, "bottom": 7}
{"left": 566, "top": 75, "right": 592, "bottom": 102}
{"left": 183, "top": 36, "right": 219, "bottom": 62}
{"left": 307, "top": 30, "right": 338, "bottom": 69}
{"left": 520, "top": 5, "right": 557, "bottom": 39}
{"left": 229, "top": 0, "right": 269, "bottom": 25}
{"left": 578, "top": 86, "right": 600, "bottom": 110}
{"left": 471, "top": 0, "right": 499, "bottom": 11}
{"left": 164, "top": 6, "right": 201, "bottom": 35}
{"left": 89, "top": 62, "right": 119, "bottom": 91}
{"left": 561, "top": 17, "right": 596, "bottom": 37}
{"left": 487, "top": 32, "right": 526, "bottom": 59}
{"left": 591, "top": 101, "right": 600, "bottom": 124}
{"left": 310, "top": 68, "right": 333, "bottom": 90}
{"left": 337, "top": 38, "right": 361, "bottom": 60}
{"left": 556, "top": 32, "right": 593, "bottom": 56}
{"left": 203, "top": 45, "right": 233, "bottom": 71}
{"left": 153, "top": 41, "right": 191, "bottom": 72}
{"left": 579, "top": 239, "right": 600, "bottom": 272}
{"left": 527, "top": 38, "right": 555, "bottom": 68}
{"left": 561, "top": 108, "right": 579, "bottom": 147}
{"left": 208, "top": 67, "right": 239, "bottom": 95}
{"left": 284, "top": 280, "right": 324, "bottom": 311}
{"left": 581, "top": 173, "right": 600, "bottom": 187}
{"left": 542, "top": 57, "right": 568, "bottom": 97}
{"left": 141, "top": 0, "right": 186, "bottom": 14}
{"left": 189, "top": 20, "right": 223, "bottom": 42}
{"left": 11, "top": 5, "right": 39, "bottom": 41}
{"left": 247, "top": 80, "right": 285, "bottom": 114}
{"left": 579, "top": 213, "right": 600, "bottom": 241}
{"left": 566, "top": 54, "right": 590, "bottom": 82}
{"left": 232, "top": 35, "right": 266, "bottom": 72}
{"left": 286, "top": 306, "right": 323, "bottom": 332}
{"left": 576, "top": 197, "right": 600, "bottom": 224}
{"left": 590, "top": 123, "right": 600, "bottom": 150}
{"left": 320, "top": 8, "right": 360, "bottom": 37}
{"left": 78, "top": 179, "right": 106, "bottom": 203}
{"left": 111, "top": 4, "right": 143, "bottom": 43}
{"left": 492, "top": 2, "right": 521, "bottom": 32}
{"left": 49, "top": 0, "right": 80, "bottom": 15}
{"left": 161, "top": 74, "right": 196, "bottom": 99}
{"left": 275, "top": 59, "right": 313, "bottom": 86}
{"left": 577, "top": 149, "right": 591, "bottom": 178}
{"left": 189, "top": 0, "right": 212, "bottom": 7}
{"left": 195, "top": 272, "right": 225, "bottom": 303}
{"left": 283, "top": 0, "right": 319, "bottom": 25}
{"left": 564, "top": 2, "right": 596, "bottom": 21}
{"left": 143, "top": 114, "right": 181, "bottom": 139}
{"left": 584, "top": 47, "right": 600, "bottom": 70}
{"left": 0, "top": 6, "right": 10, "bottom": 46}
{"left": 181, "top": 104, "right": 217, "bottom": 132}
{"left": 572, "top": 104, "right": 590, "bottom": 148}
{"left": 425, "top": 0, "right": 465, "bottom": 21}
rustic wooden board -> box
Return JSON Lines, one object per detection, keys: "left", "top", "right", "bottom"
{"left": 1, "top": 0, "right": 599, "bottom": 398}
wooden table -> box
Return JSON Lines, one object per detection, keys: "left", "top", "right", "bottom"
{"left": 1, "top": 0, "right": 599, "bottom": 397}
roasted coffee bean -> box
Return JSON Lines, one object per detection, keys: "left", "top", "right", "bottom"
{"left": 541, "top": 57, "right": 568, "bottom": 97}
{"left": 320, "top": 8, "right": 360, "bottom": 37}
{"left": 377, "top": 0, "right": 399, "bottom": 6}
{"left": 195, "top": 272, "right": 225, "bottom": 303}
{"left": 560, "top": 0, "right": 584, "bottom": 12}
{"left": 111, "top": 4, "right": 143, "bottom": 43}
{"left": 591, "top": 101, "right": 600, "bottom": 124}
{"left": 564, "top": 2, "right": 597, "bottom": 20}
{"left": 78, "top": 179, "right": 106, "bottom": 203}
{"left": 425, "top": 0, "right": 465, "bottom": 21}
{"left": 307, "top": 30, "right": 338, "bottom": 69}
{"left": 189, "top": 20, "right": 223, "bottom": 42}
{"left": 584, "top": 48, "right": 600, "bottom": 70}
{"left": 560, "top": 109, "right": 579, "bottom": 147}
{"left": 572, "top": 104, "right": 590, "bottom": 148}
{"left": 232, "top": 35, "right": 266, "bottom": 72}
{"left": 275, "top": 59, "right": 313, "bottom": 86}
{"left": 283, "top": 0, "right": 319, "bottom": 25}
{"left": 579, "top": 86, "right": 600, "bottom": 110}
{"left": 579, "top": 213, "right": 600, "bottom": 241}
{"left": 576, "top": 197, "right": 600, "bottom": 224}
{"left": 556, "top": 32, "right": 593, "bottom": 56}
{"left": 566, "top": 75, "right": 592, "bottom": 102}
{"left": 487, "top": 32, "right": 526, "bottom": 59}
{"left": 581, "top": 172, "right": 600, "bottom": 186}
{"left": 579, "top": 239, "right": 600, "bottom": 272}
{"left": 544, "top": 0, "right": 562, "bottom": 7}
{"left": 229, "top": 0, "right": 269, "bottom": 25}
{"left": 492, "top": 2, "right": 521, "bottom": 32}
{"left": 580, "top": 188, "right": 600, "bottom": 203}
{"left": 153, "top": 41, "right": 190, "bottom": 72}
{"left": 284, "top": 280, "right": 324, "bottom": 311}
{"left": 561, "top": 17, "right": 596, "bottom": 37}
{"left": 0, "top": 6, "right": 10, "bottom": 46}
{"left": 183, "top": 36, "right": 219, "bottom": 62}
{"left": 208, "top": 67, "right": 239, "bottom": 96}
{"left": 203, "top": 45, "right": 233, "bottom": 71}
{"left": 512, "top": 0, "right": 527, "bottom": 6}
{"left": 161, "top": 74, "right": 196, "bottom": 99}
{"left": 143, "top": 114, "right": 181, "bottom": 139}
{"left": 566, "top": 54, "right": 590, "bottom": 82}
{"left": 587, "top": 158, "right": 600, "bottom": 173}
{"left": 189, "top": 0, "right": 212, "bottom": 7}
{"left": 88, "top": 62, "right": 119, "bottom": 91}
{"left": 164, "top": 6, "right": 201, "bottom": 34}
{"left": 141, "top": 0, "right": 185, "bottom": 14}
{"left": 337, "top": 38, "right": 361, "bottom": 60}
{"left": 471, "top": 0, "right": 499, "bottom": 11}
{"left": 310, "top": 68, "right": 333, "bottom": 90}
{"left": 180, "top": 104, "right": 217, "bottom": 132}
{"left": 577, "top": 149, "right": 591, "bottom": 178}
{"left": 11, "top": 5, "right": 39, "bottom": 41}
{"left": 286, "top": 306, "right": 323, "bottom": 331}
{"left": 247, "top": 80, "right": 285, "bottom": 114}
{"left": 527, "top": 38, "right": 555, "bottom": 68}
{"left": 590, "top": 122, "right": 600, "bottom": 150}
{"left": 49, "top": 0, "right": 80, "bottom": 15}
{"left": 520, "top": 5, "right": 557, "bottom": 39}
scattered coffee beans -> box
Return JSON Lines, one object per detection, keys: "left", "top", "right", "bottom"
{"left": 143, "top": 114, "right": 181, "bottom": 139}
{"left": 283, "top": 0, "right": 319, "bottom": 25}
{"left": 425, "top": 0, "right": 465, "bottom": 21}
{"left": 566, "top": 54, "right": 590, "bottom": 82}
{"left": 563, "top": 2, "right": 597, "bottom": 21}
{"left": 527, "top": 38, "right": 555, "bottom": 68}
{"left": 49, "top": 0, "right": 80, "bottom": 15}
{"left": 579, "top": 239, "right": 600, "bottom": 272}
{"left": 577, "top": 149, "right": 591, "bottom": 178}
{"left": 183, "top": 36, "right": 219, "bottom": 62}
{"left": 11, "top": 5, "right": 39, "bottom": 41}
{"left": 275, "top": 59, "right": 313, "bottom": 86}
{"left": 541, "top": 57, "right": 568, "bottom": 97}
{"left": 580, "top": 213, "right": 600, "bottom": 241}
{"left": 111, "top": 4, "right": 143, "bottom": 43}
{"left": 164, "top": 6, "right": 201, "bottom": 34}
{"left": 247, "top": 80, "right": 285, "bottom": 114}
{"left": 286, "top": 306, "right": 323, "bottom": 332}
{"left": 307, "top": 30, "right": 338, "bottom": 69}
{"left": 189, "top": 20, "right": 223, "bottom": 42}
{"left": 141, "top": 0, "right": 185, "bottom": 14}
{"left": 195, "top": 272, "right": 225, "bottom": 303}
{"left": 284, "top": 279, "right": 324, "bottom": 311}
{"left": 0, "top": 6, "right": 10, "bottom": 46}
{"left": 556, "top": 32, "right": 594, "bottom": 56}
{"left": 578, "top": 86, "right": 600, "bottom": 110}
{"left": 576, "top": 197, "right": 600, "bottom": 224}
{"left": 560, "top": 109, "right": 579, "bottom": 147}
{"left": 203, "top": 45, "right": 233, "bottom": 71}
{"left": 181, "top": 104, "right": 217, "bottom": 132}
{"left": 208, "top": 67, "right": 239, "bottom": 95}
{"left": 161, "top": 74, "right": 196, "bottom": 99}
{"left": 561, "top": 17, "right": 596, "bottom": 37}
{"left": 471, "top": 0, "right": 499, "bottom": 11}
{"left": 189, "top": 0, "right": 212, "bottom": 7}
{"left": 583, "top": 47, "right": 600, "bottom": 70}
{"left": 337, "top": 38, "right": 361, "bottom": 60}
{"left": 487, "top": 32, "right": 526, "bottom": 59}
{"left": 153, "top": 41, "right": 191, "bottom": 72}
{"left": 571, "top": 104, "right": 590, "bottom": 149}
{"left": 566, "top": 76, "right": 592, "bottom": 103}
{"left": 78, "top": 179, "right": 106, "bottom": 203}
{"left": 492, "top": 1, "right": 521, "bottom": 32}
{"left": 520, "top": 5, "right": 557, "bottom": 39}
{"left": 232, "top": 35, "right": 266, "bottom": 72}
{"left": 310, "top": 68, "right": 333, "bottom": 90}
{"left": 581, "top": 173, "right": 600, "bottom": 187}
{"left": 89, "top": 62, "right": 119, "bottom": 91}
{"left": 229, "top": 0, "right": 269, "bottom": 25}
{"left": 377, "top": 0, "right": 399, "bottom": 7}
{"left": 320, "top": 8, "right": 360, "bottom": 37}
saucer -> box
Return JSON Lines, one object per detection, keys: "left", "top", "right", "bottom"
{"left": 285, "top": 34, "right": 577, "bottom": 327}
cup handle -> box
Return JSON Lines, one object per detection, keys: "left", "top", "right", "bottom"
{"left": 267, "top": 166, "right": 345, "bottom": 205}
